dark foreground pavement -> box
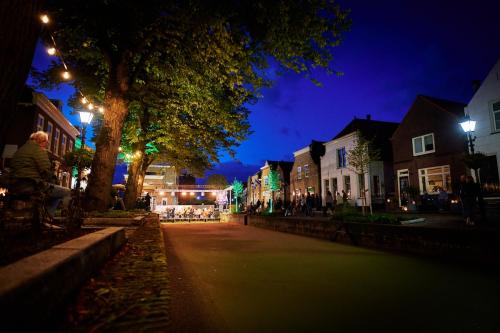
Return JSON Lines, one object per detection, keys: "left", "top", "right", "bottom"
{"left": 163, "top": 222, "right": 500, "bottom": 333}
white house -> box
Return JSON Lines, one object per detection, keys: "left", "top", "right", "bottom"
{"left": 464, "top": 58, "right": 500, "bottom": 191}
{"left": 321, "top": 117, "right": 398, "bottom": 207}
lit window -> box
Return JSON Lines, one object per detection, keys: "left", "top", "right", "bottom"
{"left": 418, "top": 165, "right": 451, "bottom": 194}
{"left": 61, "top": 134, "right": 67, "bottom": 156}
{"left": 337, "top": 147, "right": 347, "bottom": 168}
{"left": 36, "top": 114, "right": 44, "bottom": 131}
{"left": 54, "top": 129, "right": 60, "bottom": 156}
{"left": 492, "top": 100, "right": 500, "bottom": 132}
{"left": 412, "top": 133, "right": 435, "bottom": 156}
{"left": 297, "top": 166, "right": 302, "bottom": 180}
{"left": 304, "top": 164, "right": 309, "bottom": 178}
{"left": 46, "top": 122, "right": 53, "bottom": 152}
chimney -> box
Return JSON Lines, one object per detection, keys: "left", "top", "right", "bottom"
{"left": 366, "top": 114, "right": 371, "bottom": 120}
{"left": 472, "top": 80, "right": 481, "bottom": 94}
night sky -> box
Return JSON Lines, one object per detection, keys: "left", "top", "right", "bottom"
{"left": 30, "top": 0, "right": 500, "bottom": 183}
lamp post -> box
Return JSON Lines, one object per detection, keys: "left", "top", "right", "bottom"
{"left": 460, "top": 116, "right": 478, "bottom": 179}
{"left": 76, "top": 110, "right": 94, "bottom": 190}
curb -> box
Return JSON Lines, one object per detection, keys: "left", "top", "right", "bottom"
{"left": 0, "top": 227, "right": 126, "bottom": 330}
{"left": 84, "top": 215, "right": 145, "bottom": 226}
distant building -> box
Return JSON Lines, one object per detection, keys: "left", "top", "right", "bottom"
{"left": 321, "top": 115, "right": 398, "bottom": 207}
{"left": 290, "top": 140, "right": 325, "bottom": 201}
{"left": 391, "top": 95, "right": 467, "bottom": 205}
{"left": 1, "top": 87, "right": 79, "bottom": 188}
{"left": 464, "top": 58, "right": 500, "bottom": 193}
{"left": 259, "top": 160, "right": 293, "bottom": 208}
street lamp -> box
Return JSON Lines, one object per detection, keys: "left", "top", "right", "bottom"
{"left": 460, "top": 116, "right": 476, "bottom": 154}
{"left": 460, "top": 115, "right": 478, "bottom": 180}
{"left": 76, "top": 110, "right": 94, "bottom": 190}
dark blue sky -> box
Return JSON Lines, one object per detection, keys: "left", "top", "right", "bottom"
{"left": 31, "top": 0, "right": 500, "bottom": 183}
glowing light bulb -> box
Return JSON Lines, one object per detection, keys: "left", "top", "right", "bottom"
{"left": 40, "top": 14, "right": 49, "bottom": 24}
{"left": 47, "top": 47, "right": 56, "bottom": 55}
{"left": 118, "top": 147, "right": 122, "bottom": 152}
{"left": 88, "top": 103, "right": 94, "bottom": 110}
{"left": 98, "top": 106, "right": 104, "bottom": 113}
{"left": 61, "top": 71, "right": 71, "bottom": 80}
{"left": 81, "top": 97, "right": 88, "bottom": 104}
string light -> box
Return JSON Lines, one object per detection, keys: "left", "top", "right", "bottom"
{"left": 61, "top": 71, "right": 71, "bottom": 80}
{"left": 40, "top": 14, "right": 49, "bottom": 24}
{"left": 39, "top": 13, "right": 106, "bottom": 116}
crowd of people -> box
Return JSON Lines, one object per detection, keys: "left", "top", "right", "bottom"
{"left": 160, "top": 205, "right": 217, "bottom": 220}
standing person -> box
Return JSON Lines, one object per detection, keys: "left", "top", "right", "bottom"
{"left": 9, "top": 131, "right": 70, "bottom": 221}
{"left": 325, "top": 190, "right": 335, "bottom": 216}
{"left": 437, "top": 187, "right": 448, "bottom": 212}
{"left": 336, "top": 192, "right": 342, "bottom": 208}
{"left": 144, "top": 192, "right": 151, "bottom": 212}
{"left": 342, "top": 190, "right": 348, "bottom": 206}
{"left": 459, "top": 175, "right": 478, "bottom": 226}
{"left": 306, "top": 192, "right": 313, "bottom": 216}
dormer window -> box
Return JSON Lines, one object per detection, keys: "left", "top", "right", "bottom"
{"left": 412, "top": 133, "right": 435, "bottom": 156}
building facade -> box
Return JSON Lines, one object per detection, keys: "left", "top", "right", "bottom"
{"left": 290, "top": 140, "right": 325, "bottom": 201}
{"left": 1, "top": 87, "right": 79, "bottom": 188}
{"left": 258, "top": 160, "right": 293, "bottom": 209}
{"left": 391, "top": 95, "right": 468, "bottom": 205}
{"left": 464, "top": 58, "right": 500, "bottom": 193}
{"left": 321, "top": 117, "right": 398, "bottom": 207}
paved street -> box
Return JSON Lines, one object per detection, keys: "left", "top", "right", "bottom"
{"left": 163, "top": 222, "right": 500, "bottom": 333}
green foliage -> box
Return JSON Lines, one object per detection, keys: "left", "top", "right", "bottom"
{"left": 206, "top": 174, "right": 229, "bottom": 187}
{"left": 268, "top": 170, "right": 281, "bottom": 192}
{"left": 63, "top": 149, "right": 94, "bottom": 170}
{"left": 347, "top": 132, "right": 381, "bottom": 174}
{"left": 232, "top": 179, "right": 244, "bottom": 196}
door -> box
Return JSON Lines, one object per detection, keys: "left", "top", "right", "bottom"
{"left": 397, "top": 169, "right": 409, "bottom": 206}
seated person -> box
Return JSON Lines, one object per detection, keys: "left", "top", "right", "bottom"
{"left": 9, "top": 131, "right": 70, "bottom": 219}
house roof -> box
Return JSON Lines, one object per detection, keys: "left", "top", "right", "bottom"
{"left": 333, "top": 118, "right": 399, "bottom": 141}
{"left": 417, "top": 95, "right": 466, "bottom": 118}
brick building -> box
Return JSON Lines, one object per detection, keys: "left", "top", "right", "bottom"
{"left": 1, "top": 87, "right": 79, "bottom": 188}
{"left": 391, "top": 95, "right": 468, "bottom": 206}
{"left": 290, "top": 140, "right": 325, "bottom": 201}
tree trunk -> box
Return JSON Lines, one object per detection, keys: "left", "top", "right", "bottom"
{"left": 0, "top": 0, "right": 44, "bottom": 155}
{"left": 124, "top": 154, "right": 142, "bottom": 209}
{"left": 85, "top": 59, "right": 128, "bottom": 211}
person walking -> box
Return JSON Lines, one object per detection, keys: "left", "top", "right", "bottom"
{"left": 306, "top": 192, "right": 314, "bottom": 216}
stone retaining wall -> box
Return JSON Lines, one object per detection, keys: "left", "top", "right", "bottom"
{"left": 227, "top": 214, "right": 500, "bottom": 265}
{"left": 0, "top": 227, "right": 126, "bottom": 330}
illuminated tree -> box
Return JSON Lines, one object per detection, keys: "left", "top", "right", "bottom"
{"left": 232, "top": 179, "right": 244, "bottom": 213}
{"left": 38, "top": 0, "right": 350, "bottom": 210}
{"left": 268, "top": 169, "right": 281, "bottom": 212}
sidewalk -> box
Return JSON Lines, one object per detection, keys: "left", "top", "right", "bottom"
{"left": 53, "top": 215, "right": 170, "bottom": 332}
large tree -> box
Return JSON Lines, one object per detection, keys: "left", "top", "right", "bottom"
{"left": 40, "top": 0, "right": 350, "bottom": 210}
